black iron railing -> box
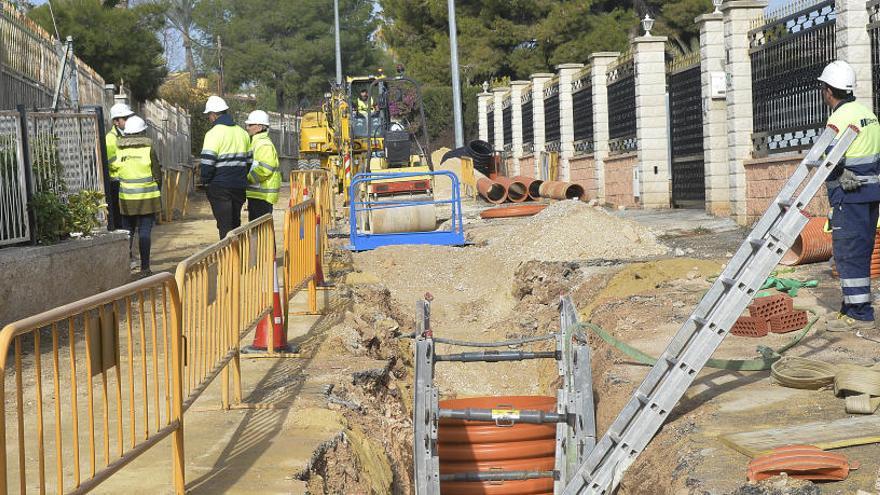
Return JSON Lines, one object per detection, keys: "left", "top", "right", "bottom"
{"left": 486, "top": 107, "right": 495, "bottom": 149}
{"left": 572, "top": 69, "right": 594, "bottom": 155}
{"left": 544, "top": 80, "right": 561, "bottom": 152}
{"left": 607, "top": 55, "right": 637, "bottom": 153}
{"left": 749, "top": 0, "right": 836, "bottom": 156}
{"left": 503, "top": 95, "right": 512, "bottom": 152}
{"left": 668, "top": 60, "right": 705, "bottom": 205}
{"left": 522, "top": 90, "right": 534, "bottom": 154}
{"left": 870, "top": 0, "right": 880, "bottom": 117}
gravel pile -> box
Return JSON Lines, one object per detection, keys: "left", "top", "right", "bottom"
{"left": 489, "top": 200, "right": 667, "bottom": 264}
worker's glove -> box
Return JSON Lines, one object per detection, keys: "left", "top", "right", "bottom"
{"left": 839, "top": 169, "right": 861, "bottom": 192}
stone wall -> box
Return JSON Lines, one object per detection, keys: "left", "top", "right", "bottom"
{"left": 604, "top": 152, "right": 638, "bottom": 207}
{"left": 518, "top": 155, "right": 536, "bottom": 178}
{"left": 744, "top": 154, "right": 829, "bottom": 224}
{"left": 0, "top": 233, "right": 130, "bottom": 328}
{"left": 569, "top": 155, "right": 598, "bottom": 200}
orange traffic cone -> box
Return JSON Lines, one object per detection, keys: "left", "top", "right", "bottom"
{"left": 244, "top": 260, "right": 294, "bottom": 353}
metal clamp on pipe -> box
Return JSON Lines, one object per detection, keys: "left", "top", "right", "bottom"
{"left": 438, "top": 407, "right": 568, "bottom": 425}
{"left": 439, "top": 470, "right": 558, "bottom": 482}
{"left": 434, "top": 350, "right": 559, "bottom": 362}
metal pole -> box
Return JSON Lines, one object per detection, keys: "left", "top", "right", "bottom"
{"left": 334, "top": 0, "right": 342, "bottom": 85}
{"left": 447, "top": 0, "right": 464, "bottom": 148}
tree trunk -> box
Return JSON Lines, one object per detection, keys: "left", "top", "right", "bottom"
{"left": 182, "top": 27, "right": 195, "bottom": 86}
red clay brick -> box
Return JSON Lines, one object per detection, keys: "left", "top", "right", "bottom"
{"left": 748, "top": 294, "right": 794, "bottom": 319}
{"left": 769, "top": 310, "right": 809, "bottom": 334}
{"left": 730, "top": 316, "right": 771, "bottom": 337}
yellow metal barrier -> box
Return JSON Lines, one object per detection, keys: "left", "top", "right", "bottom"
{"left": 174, "top": 214, "right": 275, "bottom": 409}
{"left": 161, "top": 165, "right": 195, "bottom": 223}
{"left": 0, "top": 274, "right": 184, "bottom": 494}
{"left": 283, "top": 197, "right": 318, "bottom": 319}
{"left": 459, "top": 156, "right": 478, "bottom": 199}
{"left": 290, "top": 169, "right": 335, "bottom": 229}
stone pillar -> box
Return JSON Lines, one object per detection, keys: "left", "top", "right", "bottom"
{"left": 723, "top": 1, "right": 767, "bottom": 223}
{"left": 633, "top": 35, "right": 671, "bottom": 208}
{"left": 590, "top": 53, "right": 620, "bottom": 203}
{"left": 530, "top": 73, "right": 554, "bottom": 177}
{"left": 557, "top": 63, "right": 585, "bottom": 182}
{"left": 477, "top": 91, "right": 492, "bottom": 142}
{"left": 698, "top": 12, "right": 730, "bottom": 216}
{"left": 510, "top": 81, "right": 530, "bottom": 176}
{"left": 493, "top": 88, "right": 507, "bottom": 153}
{"left": 836, "top": 0, "right": 873, "bottom": 104}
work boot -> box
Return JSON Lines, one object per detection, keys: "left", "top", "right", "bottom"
{"left": 825, "top": 313, "right": 876, "bottom": 333}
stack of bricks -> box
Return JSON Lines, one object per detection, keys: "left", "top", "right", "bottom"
{"left": 603, "top": 153, "right": 638, "bottom": 207}
{"left": 730, "top": 294, "right": 809, "bottom": 337}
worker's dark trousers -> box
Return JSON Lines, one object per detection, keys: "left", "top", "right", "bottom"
{"left": 831, "top": 202, "right": 879, "bottom": 320}
{"left": 247, "top": 198, "right": 273, "bottom": 222}
{"left": 122, "top": 214, "right": 154, "bottom": 271}
{"left": 206, "top": 185, "right": 245, "bottom": 239}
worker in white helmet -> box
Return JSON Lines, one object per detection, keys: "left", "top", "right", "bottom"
{"left": 818, "top": 61, "right": 880, "bottom": 340}
{"left": 116, "top": 115, "right": 162, "bottom": 277}
{"left": 244, "top": 110, "right": 281, "bottom": 222}
{"left": 200, "top": 95, "right": 252, "bottom": 238}
{"left": 106, "top": 103, "right": 135, "bottom": 230}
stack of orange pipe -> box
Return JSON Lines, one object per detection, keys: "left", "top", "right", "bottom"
{"left": 438, "top": 396, "right": 557, "bottom": 495}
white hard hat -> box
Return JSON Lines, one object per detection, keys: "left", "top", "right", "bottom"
{"left": 109, "top": 103, "right": 134, "bottom": 120}
{"left": 124, "top": 115, "right": 147, "bottom": 134}
{"left": 203, "top": 95, "right": 229, "bottom": 114}
{"left": 818, "top": 60, "right": 856, "bottom": 92}
{"left": 245, "top": 110, "right": 271, "bottom": 127}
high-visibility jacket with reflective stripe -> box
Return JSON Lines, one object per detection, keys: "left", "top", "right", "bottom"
{"left": 246, "top": 132, "right": 281, "bottom": 204}
{"left": 826, "top": 100, "right": 880, "bottom": 204}
{"left": 106, "top": 127, "right": 122, "bottom": 178}
{"left": 117, "top": 145, "right": 160, "bottom": 202}
{"left": 200, "top": 114, "right": 252, "bottom": 189}
{"left": 356, "top": 97, "right": 374, "bottom": 114}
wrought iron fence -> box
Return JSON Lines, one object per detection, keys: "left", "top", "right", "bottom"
{"left": 572, "top": 68, "right": 594, "bottom": 155}
{"left": 502, "top": 95, "right": 512, "bottom": 152}
{"left": 0, "top": 111, "right": 29, "bottom": 246}
{"left": 544, "top": 79, "right": 561, "bottom": 152}
{"left": 668, "top": 58, "right": 705, "bottom": 205}
{"left": 749, "top": 0, "right": 836, "bottom": 156}
{"left": 522, "top": 90, "right": 534, "bottom": 154}
{"left": 607, "top": 54, "right": 637, "bottom": 153}
{"left": 870, "top": 0, "right": 880, "bottom": 117}
{"left": 486, "top": 106, "right": 495, "bottom": 149}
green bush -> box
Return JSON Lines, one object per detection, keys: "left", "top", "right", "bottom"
{"left": 421, "top": 84, "right": 481, "bottom": 149}
{"left": 29, "top": 189, "right": 106, "bottom": 245}
{"left": 67, "top": 190, "right": 106, "bottom": 235}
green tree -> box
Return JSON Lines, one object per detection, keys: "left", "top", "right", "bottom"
{"left": 193, "top": 0, "right": 383, "bottom": 112}
{"left": 643, "top": 0, "right": 713, "bottom": 54}
{"left": 28, "top": 0, "right": 168, "bottom": 102}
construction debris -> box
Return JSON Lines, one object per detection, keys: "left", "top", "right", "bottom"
{"left": 747, "top": 445, "right": 857, "bottom": 482}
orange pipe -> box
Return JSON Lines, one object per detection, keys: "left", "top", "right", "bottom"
{"left": 780, "top": 217, "right": 832, "bottom": 265}
{"left": 494, "top": 177, "right": 528, "bottom": 202}
{"left": 512, "top": 176, "right": 543, "bottom": 201}
{"left": 538, "top": 181, "right": 585, "bottom": 200}
{"left": 440, "top": 457, "right": 554, "bottom": 474}
{"left": 440, "top": 479, "right": 554, "bottom": 495}
{"left": 479, "top": 204, "right": 547, "bottom": 220}
{"left": 477, "top": 178, "right": 507, "bottom": 204}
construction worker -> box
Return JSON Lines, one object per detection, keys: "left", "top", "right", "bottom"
{"left": 819, "top": 60, "right": 880, "bottom": 339}
{"left": 106, "top": 103, "right": 135, "bottom": 230}
{"left": 244, "top": 110, "right": 281, "bottom": 221}
{"left": 200, "top": 95, "right": 252, "bottom": 239}
{"left": 116, "top": 115, "right": 162, "bottom": 277}
{"left": 356, "top": 88, "right": 375, "bottom": 117}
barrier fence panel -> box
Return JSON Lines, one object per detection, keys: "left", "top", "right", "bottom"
{"left": 749, "top": 0, "right": 836, "bottom": 156}
{"left": 174, "top": 215, "right": 275, "bottom": 409}
{"left": 870, "top": 0, "right": 880, "bottom": 117}
{"left": 0, "top": 110, "right": 30, "bottom": 246}
{"left": 0, "top": 273, "right": 184, "bottom": 494}
{"left": 668, "top": 56, "right": 705, "bottom": 206}
{"left": 572, "top": 67, "right": 594, "bottom": 155}
{"left": 544, "top": 78, "right": 561, "bottom": 153}
{"left": 606, "top": 52, "right": 637, "bottom": 154}
{"left": 283, "top": 198, "right": 318, "bottom": 319}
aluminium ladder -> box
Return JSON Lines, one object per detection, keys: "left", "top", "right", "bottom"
{"left": 562, "top": 124, "right": 859, "bottom": 494}
{"left": 413, "top": 295, "right": 595, "bottom": 494}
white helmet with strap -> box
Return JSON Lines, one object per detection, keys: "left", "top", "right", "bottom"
{"left": 109, "top": 103, "right": 135, "bottom": 120}
{"left": 817, "top": 60, "right": 856, "bottom": 92}
{"left": 245, "top": 110, "right": 271, "bottom": 127}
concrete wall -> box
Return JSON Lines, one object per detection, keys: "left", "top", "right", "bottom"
{"left": 569, "top": 155, "right": 598, "bottom": 200}
{"left": 744, "top": 155, "right": 829, "bottom": 224}
{"left": 0, "top": 233, "right": 130, "bottom": 328}
{"left": 604, "top": 152, "right": 639, "bottom": 208}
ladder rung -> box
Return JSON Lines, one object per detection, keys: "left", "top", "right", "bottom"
{"left": 748, "top": 236, "right": 764, "bottom": 248}
{"left": 719, "top": 276, "right": 735, "bottom": 287}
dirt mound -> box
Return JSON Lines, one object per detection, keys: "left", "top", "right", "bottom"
{"left": 488, "top": 200, "right": 667, "bottom": 264}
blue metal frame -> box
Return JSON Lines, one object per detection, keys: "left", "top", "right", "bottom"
{"left": 347, "top": 171, "right": 466, "bottom": 251}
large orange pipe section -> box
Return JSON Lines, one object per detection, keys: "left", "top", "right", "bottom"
{"left": 494, "top": 176, "right": 528, "bottom": 202}
{"left": 477, "top": 177, "right": 507, "bottom": 204}
{"left": 438, "top": 396, "right": 556, "bottom": 495}
{"left": 780, "top": 216, "right": 832, "bottom": 265}
{"left": 539, "top": 181, "right": 585, "bottom": 200}
{"left": 512, "top": 176, "right": 544, "bottom": 201}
